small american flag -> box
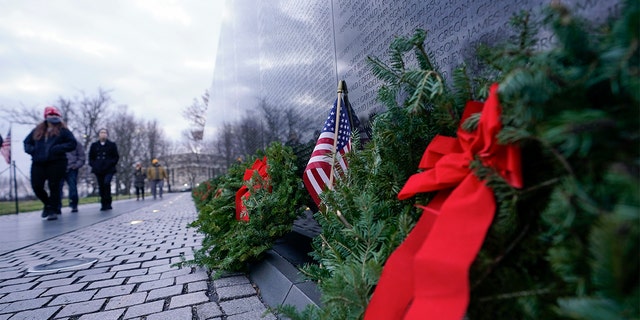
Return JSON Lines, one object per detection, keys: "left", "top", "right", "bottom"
{"left": 0, "top": 129, "right": 10, "bottom": 164}
{"left": 303, "top": 97, "right": 358, "bottom": 206}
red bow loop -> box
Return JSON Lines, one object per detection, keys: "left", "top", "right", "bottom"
{"left": 235, "top": 157, "right": 270, "bottom": 221}
{"left": 365, "top": 83, "right": 522, "bottom": 320}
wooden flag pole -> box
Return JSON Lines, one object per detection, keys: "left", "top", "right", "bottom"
{"left": 328, "top": 81, "right": 343, "bottom": 190}
{"left": 325, "top": 81, "right": 352, "bottom": 229}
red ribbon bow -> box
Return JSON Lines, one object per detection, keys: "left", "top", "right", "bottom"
{"left": 365, "top": 84, "right": 522, "bottom": 319}
{"left": 235, "top": 157, "right": 269, "bottom": 221}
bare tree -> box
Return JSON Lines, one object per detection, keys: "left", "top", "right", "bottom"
{"left": 56, "top": 97, "right": 74, "bottom": 125}
{"left": 75, "top": 88, "right": 114, "bottom": 196}
{"left": 145, "top": 120, "right": 165, "bottom": 161}
{"left": 76, "top": 88, "right": 113, "bottom": 151}
{"left": 108, "top": 105, "right": 137, "bottom": 196}
{"left": 131, "top": 119, "right": 150, "bottom": 164}
{"left": 181, "top": 90, "right": 208, "bottom": 153}
{"left": 257, "top": 98, "right": 284, "bottom": 143}
{"left": 283, "top": 106, "right": 313, "bottom": 141}
{"left": 216, "top": 122, "right": 238, "bottom": 169}
{"left": 0, "top": 103, "right": 43, "bottom": 125}
{"left": 237, "top": 112, "right": 264, "bottom": 158}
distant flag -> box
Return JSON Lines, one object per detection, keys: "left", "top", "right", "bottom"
{"left": 0, "top": 129, "right": 10, "bottom": 164}
{"left": 303, "top": 97, "right": 359, "bottom": 206}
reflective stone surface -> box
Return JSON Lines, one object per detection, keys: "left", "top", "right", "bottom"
{"left": 207, "top": 0, "right": 619, "bottom": 137}
{"left": 27, "top": 257, "right": 98, "bottom": 273}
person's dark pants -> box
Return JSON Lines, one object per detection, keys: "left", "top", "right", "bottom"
{"left": 95, "top": 172, "right": 114, "bottom": 209}
{"left": 135, "top": 185, "right": 144, "bottom": 200}
{"left": 59, "top": 169, "right": 79, "bottom": 210}
{"left": 150, "top": 179, "right": 164, "bottom": 199}
{"left": 31, "top": 160, "right": 67, "bottom": 215}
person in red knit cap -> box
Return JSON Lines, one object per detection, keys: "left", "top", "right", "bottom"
{"left": 23, "top": 106, "right": 77, "bottom": 221}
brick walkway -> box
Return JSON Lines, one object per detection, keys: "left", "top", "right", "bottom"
{"left": 0, "top": 193, "right": 276, "bottom": 319}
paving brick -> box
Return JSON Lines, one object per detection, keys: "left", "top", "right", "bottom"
{"left": 35, "top": 271, "right": 74, "bottom": 282}
{"left": 227, "top": 310, "right": 277, "bottom": 320}
{"left": 169, "top": 291, "right": 209, "bottom": 309}
{"left": 0, "top": 296, "right": 51, "bottom": 313}
{"left": 159, "top": 268, "right": 191, "bottom": 279}
{"left": 42, "top": 283, "right": 87, "bottom": 296}
{"left": 216, "top": 284, "right": 257, "bottom": 301}
{"left": 147, "top": 264, "right": 174, "bottom": 275}
{"left": 114, "top": 253, "right": 141, "bottom": 262}
{"left": 219, "top": 296, "right": 267, "bottom": 316}
{"left": 72, "top": 267, "right": 110, "bottom": 277}
{"left": 146, "top": 285, "right": 183, "bottom": 302}
{"left": 55, "top": 299, "right": 106, "bottom": 318}
{"left": 175, "top": 272, "right": 209, "bottom": 285}
{"left": 145, "top": 307, "right": 192, "bottom": 320}
{"left": 93, "top": 260, "right": 122, "bottom": 269}
{"left": 0, "top": 289, "right": 46, "bottom": 303}
{"left": 0, "top": 277, "right": 32, "bottom": 287}
{"left": 212, "top": 275, "right": 251, "bottom": 288}
{"left": 78, "top": 272, "right": 115, "bottom": 283}
{"left": 104, "top": 292, "right": 147, "bottom": 310}
{"left": 126, "top": 273, "right": 160, "bottom": 284}
{"left": 49, "top": 290, "right": 97, "bottom": 305}
{"left": 125, "top": 255, "right": 153, "bottom": 263}
{"left": 196, "top": 301, "right": 223, "bottom": 319}
{"left": 5, "top": 305, "right": 60, "bottom": 320}
{"left": 109, "top": 263, "right": 141, "bottom": 272}
{"left": 114, "top": 268, "right": 148, "bottom": 278}
{"left": 0, "top": 271, "right": 22, "bottom": 281}
{"left": 136, "top": 278, "right": 174, "bottom": 292}
{"left": 0, "top": 282, "right": 35, "bottom": 295}
{"left": 33, "top": 277, "right": 76, "bottom": 289}
{"left": 93, "top": 284, "right": 135, "bottom": 299}
{"left": 77, "top": 308, "right": 125, "bottom": 320}
{"left": 187, "top": 281, "right": 208, "bottom": 293}
{"left": 122, "top": 300, "right": 164, "bottom": 319}
{"left": 153, "top": 252, "right": 180, "bottom": 260}
{"left": 86, "top": 278, "right": 125, "bottom": 289}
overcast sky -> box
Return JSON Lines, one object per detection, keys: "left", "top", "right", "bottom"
{"left": 0, "top": 0, "right": 224, "bottom": 137}
{"left": 0, "top": 0, "right": 225, "bottom": 175}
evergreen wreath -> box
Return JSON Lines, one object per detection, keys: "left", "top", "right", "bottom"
{"left": 183, "top": 142, "right": 308, "bottom": 273}
{"left": 279, "top": 1, "right": 638, "bottom": 319}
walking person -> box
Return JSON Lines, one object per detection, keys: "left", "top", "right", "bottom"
{"left": 89, "top": 128, "right": 119, "bottom": 211}
{"left": 23, "top": 106, "right": 77, "bottom": 221}
{"left": 147, "top": 158, "right": 167, "bottom": 199}
{"left": 134, "top": 162, "right": 146, "bottom": 200}
{"left": 59, "top": 139, "right": 85, "bottom": 213}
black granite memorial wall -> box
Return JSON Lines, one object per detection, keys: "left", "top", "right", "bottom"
{"left": 207, "top": 0, "right": 620, "bottom": 139}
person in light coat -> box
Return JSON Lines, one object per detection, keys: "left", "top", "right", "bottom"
{"left": 147, "top": 158, "right": 167, "bottom": 199}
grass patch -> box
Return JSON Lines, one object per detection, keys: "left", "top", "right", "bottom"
{"left": 0, "top": 195, "right": 143, "bottom": 215}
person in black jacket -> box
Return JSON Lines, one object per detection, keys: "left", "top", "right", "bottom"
{"left": 59, "top": 139, "right": 85, "bottom": 213}
{"left": 23, "top": 106, "right": 77, "bottom": 221}
{"left": 89, "top": 128, "right": 119, "bottom": 211}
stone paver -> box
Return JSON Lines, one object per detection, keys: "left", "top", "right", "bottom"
{"left": 187, "top": 281, "right": 208, "bottom": 292}
{"left": 122, "top": 300, "right": 164, "bottom": 319}
{"left": 55, "top": 299, "right": 106, "bottom": 318}
{"left": 169, "top": 291, "right": 209, "bottom": 309}
{"left": 146, "top": 307, "right": 192, "bottom": 320}
{"left": 136, "top": 278, "right": 174, "bottom": 292}
{"left": 48, "top": 290, "right": 97, "bottom": 305}
{"left": 6, "top": 306, "right": 59, "bottom": 320}
{"left": 0, "top": 194, "right": 275, "bottom": 319}
{"left": 146, "top": 284, "right": 183, "bottom": 301}
{"left": 217, "top": 283, "right": 258, "bottom": 301}
{"left": 78, "top": 308, "right": 125, "bottom": 320}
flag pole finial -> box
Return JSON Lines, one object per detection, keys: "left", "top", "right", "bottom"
{"left": 340, "top": 80, "right": 348, "bottom": 94}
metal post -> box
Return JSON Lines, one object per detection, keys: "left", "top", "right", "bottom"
{"left": 12, "top": 161, "right": 18, "bottom": 214}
